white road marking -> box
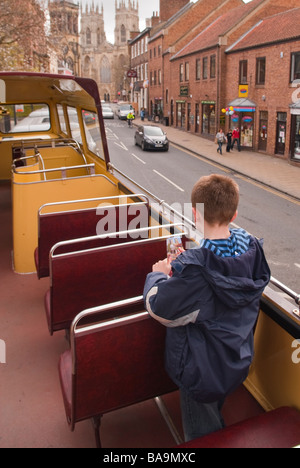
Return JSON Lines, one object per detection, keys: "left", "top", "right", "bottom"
{"left": 114, "top": 141, "right": 128, "bottom": 151}
{"left": 131, "top": 153, "right": 146, "bottom": 164}
{"left": 295, "top": 263, "right": 300, "bottom": 269}
{"left": 153, "top": 170, "right": 185, "bottom": 192}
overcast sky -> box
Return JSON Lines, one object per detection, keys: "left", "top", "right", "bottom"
{"left": 81, "top": 0, "right": 160, "bottom": 43}
{"left": 81, "top": 0, "right": 251, "bottom": 43}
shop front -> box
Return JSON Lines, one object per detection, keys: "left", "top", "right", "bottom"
{"left": 290, "top": 102, "right": 300, "bottom": 161}
{"left": 228, "top": 98, "right": 256, "bottom": 149}
{"left": 202, "top": 101, "right": 216, "bottom": 136}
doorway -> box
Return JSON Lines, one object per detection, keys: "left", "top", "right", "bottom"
{"left": 275, "top": 112, "right": 287, "bottom": 155}
{"left": 258, "top": 111, "right": 268, "bottom": 151}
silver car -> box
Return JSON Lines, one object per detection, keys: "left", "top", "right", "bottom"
{"left": 102, "top": 105, "right": 114, "bottom": 119}
{"left": 117, "top": 104, "right": 135, "bottom": 120}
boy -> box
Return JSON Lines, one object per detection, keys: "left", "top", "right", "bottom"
{"left": 143, "top": 174, "right": 270, "bottom": 442}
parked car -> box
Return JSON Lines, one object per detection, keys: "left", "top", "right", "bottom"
{"left": 102, "top": 105, "right": 114, "bottom": 119}
{"left": 117, "top": 104, "right": 135, "bottom": 120}
{"left": 134, "top": 125, "right": 169, "bottom": 151}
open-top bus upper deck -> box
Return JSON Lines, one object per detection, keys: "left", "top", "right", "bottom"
{"left": 0, "top": 72, "right": 299, "bottom": 449}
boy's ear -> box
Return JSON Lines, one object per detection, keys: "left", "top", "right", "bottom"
{"left": 230, "top": 210, "right": 238, "bottom": 223}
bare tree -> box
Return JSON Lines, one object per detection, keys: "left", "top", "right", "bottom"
{"left": 0, "top": 0, "right": 48, "bottom": 71}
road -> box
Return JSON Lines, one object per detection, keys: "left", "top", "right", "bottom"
{"left": 103, "top": 117, "right": 300, "bottom": 295}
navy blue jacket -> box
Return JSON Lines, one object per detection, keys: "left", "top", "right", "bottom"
{"left": 143, "top": 236, "right": 270, "bottom": 403}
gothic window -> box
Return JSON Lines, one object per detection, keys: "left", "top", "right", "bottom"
{"left": 100, "top": 56, "right": 111, "bottom": 83}
{"left": 97, "top": 28, "right": 101, "bottom": 46}
{"left": 120, "top": 25, "right": 126, "bottom": 43}
{"left": 86, "top": 28, "right": 91, "bottom": 45}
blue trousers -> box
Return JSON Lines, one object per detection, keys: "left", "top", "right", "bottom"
{"left": 180, "top": 388, "right": 225, "bottom": 442}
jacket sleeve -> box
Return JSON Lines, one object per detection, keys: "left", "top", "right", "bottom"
{"left": 143, "top": 271, "right": 200, "bottom": 328}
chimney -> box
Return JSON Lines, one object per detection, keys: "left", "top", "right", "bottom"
{"left": 151, "top": 11, "right": 160, "bottom": 27}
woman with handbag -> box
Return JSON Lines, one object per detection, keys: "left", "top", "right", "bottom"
{"left": 215, "top": 129, "right": 227, "bottom": 155}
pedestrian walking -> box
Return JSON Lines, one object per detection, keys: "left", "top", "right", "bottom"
{"left": 231, "top": 127, "right": 241, "bottom": 151}
{"left": 215, "top": 129, "right": 227, "bottom": 155}
{"left": 226, "top": 129, "right": 233, "bottom": 152}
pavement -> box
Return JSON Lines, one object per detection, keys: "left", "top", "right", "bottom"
{"left": 133, "top": 117, "right": 300, "bottom": 201}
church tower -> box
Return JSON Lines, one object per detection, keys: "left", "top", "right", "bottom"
{"left": 80, "top": 1, "right": 106, "bottom": 50}
{"left": 114, "top": 0, "right": 139, "bottom": 47}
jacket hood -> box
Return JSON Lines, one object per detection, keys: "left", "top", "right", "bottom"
{"left": 172, "top": 237, "right": 270, "bottom": 309}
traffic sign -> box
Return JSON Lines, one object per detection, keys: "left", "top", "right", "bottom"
{"left": 127, "top": 69, "right": 137, "bottom": 78}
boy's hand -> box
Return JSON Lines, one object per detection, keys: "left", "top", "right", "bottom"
{"left": 152, "top": 258, "right": 172, "bottom": 275}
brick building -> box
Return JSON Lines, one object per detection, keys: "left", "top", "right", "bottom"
{"left": 167, "top": 0, "right": 300, "bottom": 139}
{"left": 225, "top": 8, "right": 300, "bottom": 163}
{"left": 129, "top": 27, "right": 151, "bottom": 112}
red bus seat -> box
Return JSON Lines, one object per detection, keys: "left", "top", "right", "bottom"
{"left": 35, "top": 198, "right": 149, "bottom": 278}
{"left": 45, "top": 231, "right": 187, "bottom": 334}
{"left": 58, "top": 303, "right": 178, "bottom": 448}
{"left": 177, "top": 406, "right": 300, "bottom": 448}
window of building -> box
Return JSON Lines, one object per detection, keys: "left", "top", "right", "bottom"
{"left": 180, "top": 63, "right": 184, "bottom": 82}
{"left": 121, "top": 25, "right": 126, "bottom": 43}
{"left": 100, "top": 56, "right": 111, "bottom": 83}
{"left": 150, "top": 49, "right": 152, "bottom": 59}
{"left": 158, "top": 45, "right": 161, "bottom": 56}
{"left": 291, "top": 52, "right": 300, "bottom": 82}
{"left": 154, "top": 70, "right": 157, "bottom": 85}
{"left": 196, "top": 59, "right": 201, "bottom": 80}
{"left": 185, "top": 62, "right": 189, "bottom": 81}
{"left": 210, "top": 55, "right": 216, "bottom": 79}
{"left": 239, "top": 60, "right": 248, "bottom": 84}
{"left": 86, "top": 28, "right": 91, "bottom": 45}
{"left": 203, "top": 57, "right": 208, "bottom": 79}
{"left": 158, "top": 69, "right": 162, "bottom": 85}
{"left": 256, "top": 57, "right": 266, "bottom": 85}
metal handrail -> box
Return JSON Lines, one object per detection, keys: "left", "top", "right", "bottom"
{"left": 38, "top": 193, "right": 149, "bottom": 215}
{"left": 50, "top": 223, "right": 188, "bottom": 259}
{"left": 13, "top": 160, "right": 96, "bottom": 178}
{"left": 270, "top": 276, "right": 300, "bottom": 306}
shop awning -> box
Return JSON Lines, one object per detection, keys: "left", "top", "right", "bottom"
{"left": 228, "top": 98, "right": 256, "bottom": 112}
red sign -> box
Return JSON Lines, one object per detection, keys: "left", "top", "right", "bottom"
{"left": 127, "top": 69, "right": 137, "bottom": 78}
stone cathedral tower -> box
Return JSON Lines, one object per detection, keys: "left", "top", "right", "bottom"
{"left": 114, "top": 0, "right": 139, "bottom": 46}
{"left": 80, "top": 0, "right": 140, "bottom": 101}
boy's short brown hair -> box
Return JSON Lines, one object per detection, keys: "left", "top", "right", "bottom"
{"left": 191, "top": 174, "right": 239, "bottom": 226}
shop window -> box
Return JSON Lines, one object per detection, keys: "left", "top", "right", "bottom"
{"left": 240, "top": 114, "right": 254, "bottom": 147}
{"left": 291, "top": 52, "right": 300, "bottom": 82}
{"left": 256, "top": 57, "right": 266, "bottom": 85}
{"left": 291, "top": 115, "right": 300, "bottom": 160}
{"left": 202, "top": 103, "right": 216, "bottom": 135}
